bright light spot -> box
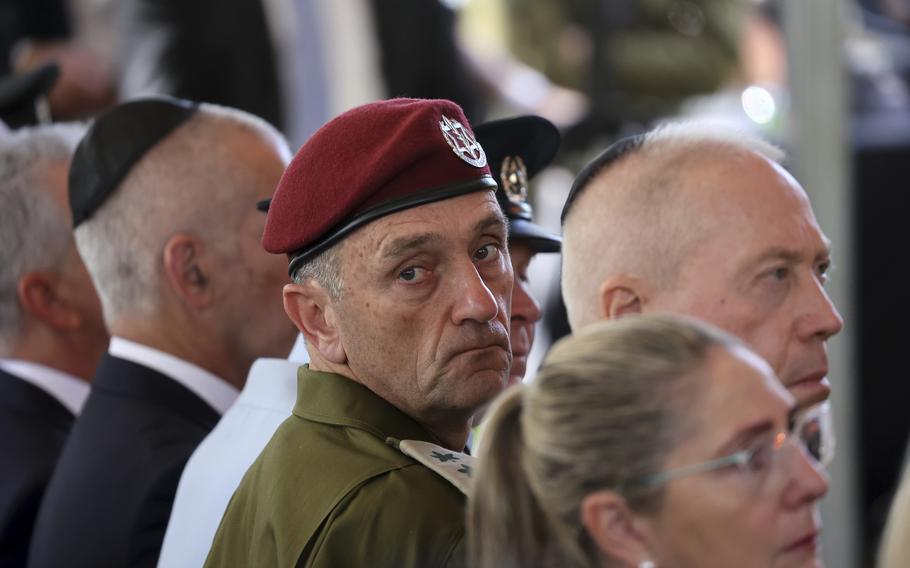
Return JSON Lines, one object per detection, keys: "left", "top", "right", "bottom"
{"left": 741, "top": 86, "right": 777, "bottom": 125}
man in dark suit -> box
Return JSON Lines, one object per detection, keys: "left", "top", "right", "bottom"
{"left": 27, "top": 98, "right": 298, "bottom": 568}
{"left": 0, "top": 123, "right": 109, "bottom": 567}
{"left": 118, "top": 0, "right": 484, "bottom": 147}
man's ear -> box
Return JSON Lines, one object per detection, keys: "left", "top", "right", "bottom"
{"left": 17, "top": 271, "right": 81, "bottom": 330}
{"left": 162, "top": 234, "right": 212, "bottom": 310}
{"left": 283, "top": 281, "right": 347, "bottom": 364}
{"left": 580, "top": 491, "right": 654, "bottom": 567}
{"left": 598, "top": 275, "right": 648, "bottom": 320}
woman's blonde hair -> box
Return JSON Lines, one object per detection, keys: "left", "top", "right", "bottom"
{"left": 878, "top": 463, "right": 910, "bottom": 568}
{"left": 468, "top": 314, "right": 739, "bottom": 568}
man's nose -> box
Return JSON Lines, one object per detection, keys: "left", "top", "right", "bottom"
{"left": 452, "top": 265, "right": 500, "bottom": 324}
{"left": 511, "top": 281, "right": 542, "bottom": 325}
{"left": 796, "top": 277, "right": 844, "bottom": 342}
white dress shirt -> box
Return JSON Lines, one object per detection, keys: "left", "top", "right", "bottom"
{"left": 157, "top": 354, "right": 306, "bottom": 568}
{"left": 0, "top": 359, "right": 90, "bottom": 415}
{"left": 109, "top": 337, "right": 238, "bottom": 415}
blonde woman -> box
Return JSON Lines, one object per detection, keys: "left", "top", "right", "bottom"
{"left": 469, "top": 315, "right": 829, "bottom": 568}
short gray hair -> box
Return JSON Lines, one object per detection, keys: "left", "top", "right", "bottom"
{"left": 562, "top": 122, "right": 785, "bottom": 331}
{"left": 0, "top": 123, "right": 86, "bottom": 353}
{"left": 75, "top": 102, "right": 290, "bottom": 324}
{"left": 291, "top": 241, "right": 344, "bottom": 299}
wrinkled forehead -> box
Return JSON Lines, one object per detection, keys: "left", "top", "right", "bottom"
{"left": 342, "top": 190, "right": 505, "bottom": 260}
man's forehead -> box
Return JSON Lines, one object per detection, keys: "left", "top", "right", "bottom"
{"left": 354, "top": 191, "right": 505, "bottom": 252}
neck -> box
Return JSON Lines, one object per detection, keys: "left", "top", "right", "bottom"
{"left": 308, "top": 353, "right": 471, "bottom": 451}
{"left": 422, "top": 420, "right": 471, "bottom": 452}
{"left": 112, "top": 317, "right": 247, "bottom": 389}
{"left": 9, "top": 328, "right": 106, "bottom": 382}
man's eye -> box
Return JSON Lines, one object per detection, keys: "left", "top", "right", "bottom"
{"left": 398, "top": 267, "right": 427, "bottom": 283}
{"left": 816, "top": 261, "right": 831, "bottom": 284}
{"left": 771, "top": 266, "right": 789, "bottom": 280}
{"left": 474, "top": 244, "right": 500, "bottom": 262}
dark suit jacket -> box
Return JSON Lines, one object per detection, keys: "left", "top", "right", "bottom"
{"left": 27, "top": 354, "right": 220, "bottom": 568}
{"left": 119, "top": 0, "right": 283, "bottom": 128}
{"left": 117, "top": 0, "right": 484, "bottom": 138}
{"left": 0, "top": 369, "right": 74, "bottom": 568}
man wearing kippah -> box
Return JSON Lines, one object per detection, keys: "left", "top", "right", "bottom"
{"left": 28, "top": 97, "right": 298, "bottom": 568}
{"left": 206, "top": 99, "right": 513, "bottom": 568}
{"left": 560, "top": 123, "right": 843, "bottom": 458}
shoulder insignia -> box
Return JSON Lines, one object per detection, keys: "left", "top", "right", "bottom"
{"left": 386, "top": 438, "right": 475, "bottom": 495}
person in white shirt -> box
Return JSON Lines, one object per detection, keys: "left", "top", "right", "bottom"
{"left": 0, "top": 123, "right": 109, "bottom": 566}
{"left": 28, "top": 97, "right": 298, "bottom": 568}
{"left": 158, "top": 336, "right": 308, "bottom": 568}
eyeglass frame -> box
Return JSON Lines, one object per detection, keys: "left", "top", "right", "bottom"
{"left": 619, "top": 408, "right": 828, "bottom": 493}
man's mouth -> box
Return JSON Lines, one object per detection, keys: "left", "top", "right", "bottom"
{"left": 786, "top": 370, "right": 831, "bottom": 404}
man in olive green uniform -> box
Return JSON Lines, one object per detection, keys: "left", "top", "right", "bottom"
{"left": 205, "top": 98, "right": 514, "bottom": 567}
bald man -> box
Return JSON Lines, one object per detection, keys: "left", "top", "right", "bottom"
{"left": 28, "top": 98, "right": 298, "bottom": 568}
{"left": 561, "top": 123, "right": 843, "bottom": 412}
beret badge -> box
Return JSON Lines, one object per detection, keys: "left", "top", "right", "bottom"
{"left": 439, "top": 115, "right": 487, "bottom": 168}
{"left": 500, "top": 155, "right": 528, "bottom": 205}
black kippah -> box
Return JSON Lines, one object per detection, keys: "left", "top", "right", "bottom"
{"left": 560, "top": 134, "right": 645, "bottom": 224}
{"left": 69, "top": 96, "right": 198, "bottom": 227}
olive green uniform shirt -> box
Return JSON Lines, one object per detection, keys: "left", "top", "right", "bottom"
{"left": 204, "top": 367, "right": 466, "bottom": 568}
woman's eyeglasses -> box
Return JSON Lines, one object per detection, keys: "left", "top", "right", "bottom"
{"left": 621, "top": 409, "right": 828, "bottom": 493}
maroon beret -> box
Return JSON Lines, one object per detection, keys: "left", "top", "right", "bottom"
{"left": 262, "top": 98, "right": 497, "bottom": 275}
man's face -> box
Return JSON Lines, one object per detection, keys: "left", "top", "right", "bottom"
{"left": 332, "top": 191, "right": 513, "bottom": 424}
{"left": 646, "top": 155, "right": 843, "bottom": 409}
{"left": 508, "top": 241, "right": 541, "bottom": 385}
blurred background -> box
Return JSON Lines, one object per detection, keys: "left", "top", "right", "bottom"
{"left": 2, "top": 0, "right": 908, "bottom": 565}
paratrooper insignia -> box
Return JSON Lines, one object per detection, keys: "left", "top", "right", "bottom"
{"left": 439, "top": 115, "right": 487, "bottom": 168}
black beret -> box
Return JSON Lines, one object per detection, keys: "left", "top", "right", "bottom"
{"left": 474, "top": 115, "right": 561, "bottom": 254}
{"left": 69, "top": 96, "right": 198, "bottom": 227}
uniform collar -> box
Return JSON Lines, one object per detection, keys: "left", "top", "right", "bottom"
{"left": 294, "top": 366, "right": 438, "bottom": 445}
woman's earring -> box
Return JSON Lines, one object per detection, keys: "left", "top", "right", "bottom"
{"left": 639, "top": 561, "right": 655, "bottom": 568}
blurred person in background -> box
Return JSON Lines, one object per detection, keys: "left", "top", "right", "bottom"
{"left": 1, "top": 0, "right": 115, "bottom": 121}
{"left": 0, "top": 123, "right": 108, "bottom": 566}
{"left": 118, "top": 0, "right": 482, "bottom": 148}
{"left": 27, "top": 97, "right": 297, "bottom": 568}
{"left": 469, "top": 314, "right": 829, "bottom": 568}
{"left": 473, "top": 115, "right": 562, "bottom": 386}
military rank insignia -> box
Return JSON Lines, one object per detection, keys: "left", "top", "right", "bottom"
{"left": 386, "top": 438, "right": 476, "bottom": 495}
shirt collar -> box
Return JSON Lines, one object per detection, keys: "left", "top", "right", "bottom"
{"left": 294, "top": 366, "right": 439, "bottom": 445}
{"left": 109, "top": 337, "right": 239, "bottom": 415}
{"left": 0, "top": 359, "right": 90, "bottom": 415}
{"left": 238, "top": 358, "right": 300, "bottom": 411}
